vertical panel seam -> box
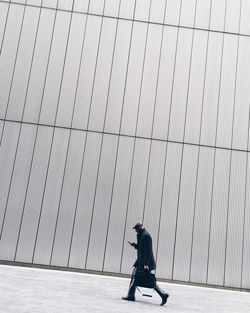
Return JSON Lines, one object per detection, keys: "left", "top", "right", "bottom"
{"left": 66, "top": 0, "right": 91, "bottom": 268}
{"left": 206, "top": 0, "right": 228, "bottom": 284}
{"left": 240, "top": 107, "right": 250, "bottom": 288}
{"left": 171, "top": 0, "right": 198, "bottom": 280}
{"left": 48, "top": 0, "right": 80, "bottom": 266}
{"left": 0, "top": 1, "right": 27, "bottom": 147}
{"left": 84, "top": 0, "right": 109, "bottom": 269}
{"left": 119, "top": 0, "right": 153, "bottom": 273}
{"left": 0, "top": 0, "right": 28, "bottom": 240}
{"left": 120, "top": 0, "right": 152, "bottom": 272}
{"left": 14, "top": 0, "right": 44, "bottom": 261}
{"left": 151, "top": 0, "right": 169, "bottom": 271}
{"left": 189, "top": 0, "right": 213, "bottom": 283}
{"left": 0, "top": 0, "right": 11, "bottom": 55}
{"left": 223, "top": 0, "right": 243, "bottom": 286}
{"left": 100, "top": 0, "right": 123, "bottom": 272}
{"left": 103, "top": 0, "right": 138, "bottom": 274}
{"left": 156, "top": 0, "right": 183, "bottom": 280}
{"left": 31, "top": 0, "right": 60, "bottom": 263}
{"left": 143, "top": 0, "right": 169, "bottom": 250}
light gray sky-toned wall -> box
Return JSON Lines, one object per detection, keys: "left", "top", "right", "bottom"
{"left": 0, "top": 0, "right": 250, "bottom": 290}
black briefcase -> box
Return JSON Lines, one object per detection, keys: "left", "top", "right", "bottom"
{"left": 135, "top": 270, "right": 156, "bottom": 288}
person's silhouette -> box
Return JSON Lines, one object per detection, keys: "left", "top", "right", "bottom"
{"left": 122, "top": 222, "right": 169, "bottom": 306}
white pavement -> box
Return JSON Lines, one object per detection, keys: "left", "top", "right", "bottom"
{"left": 0, "top": 264, "right": 249, "bottom": 313}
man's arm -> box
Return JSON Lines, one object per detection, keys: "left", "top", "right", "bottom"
{"left": 128, "top": 241, "right": 138, "bottom": 249}
{"left": 142, "top": 234, "right": 152, "bottom": 268}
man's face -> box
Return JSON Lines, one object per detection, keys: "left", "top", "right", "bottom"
{"left": 134, "top": 226, "right": 141, "bottom": 234}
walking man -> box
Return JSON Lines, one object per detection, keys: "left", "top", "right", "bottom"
{"left": 122, "top": 223, "right": 169, "bottom": 306}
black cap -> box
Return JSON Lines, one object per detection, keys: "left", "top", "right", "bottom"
{"left": 133, "top": 222, "right": 143, "bottom": 229}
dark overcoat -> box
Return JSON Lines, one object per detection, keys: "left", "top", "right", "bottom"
{"left": 133, "top": 229, "right": 156, "bottom": 271}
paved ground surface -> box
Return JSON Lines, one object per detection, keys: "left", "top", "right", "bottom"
{"left": 0, "top": 264, "right": 249, "bottom": 312}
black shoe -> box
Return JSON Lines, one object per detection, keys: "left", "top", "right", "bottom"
{"left": 122, "top": 296, "right": 135, "bottom": 302}
{"left": 160, "top": 293, "right": 169, "bottom": 306}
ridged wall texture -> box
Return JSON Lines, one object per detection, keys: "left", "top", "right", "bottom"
{"left": 0, "top": 0, "right": 250, "bottom": 289}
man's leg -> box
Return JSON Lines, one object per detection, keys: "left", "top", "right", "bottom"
{"left": 122, "top": 267, "right": 137, "bottom": 301}
{"left": 154, "top": 283, "right": 169, "bottom": 306}
{"left": 127, "top": 267, "right": 137, "bottom": 298}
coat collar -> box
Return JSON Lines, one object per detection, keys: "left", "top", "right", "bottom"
{"left": 137, "top": 228, "right": 145, "bottom": 238}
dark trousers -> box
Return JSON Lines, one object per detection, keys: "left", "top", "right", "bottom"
{"left": 127, "top": 267, "right": 166, "bottom": 299}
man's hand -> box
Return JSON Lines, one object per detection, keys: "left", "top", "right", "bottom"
{"left": 128, "top": 241, "right": 136, "bottom": 247}
{"left": 144, "top": 265, "right": 149, "bottom": 270}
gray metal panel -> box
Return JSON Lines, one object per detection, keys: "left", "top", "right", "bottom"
{"left": 224, "top": 151, "right": 246, "bottom": 288}
{"left": 15, "top": 126, "right": 54, "bottom": 263}
{"left": 149, "top": 0, "right": 165, "bottom": 24}
{"left": 164, "top": 0, "right": 182, "bottom": 25}
{"left": 136, "top": 23, "right": 162, "bottom": 139}
{"left": 152, "top": 26, "right": 178, "bottom": 141}
{"left": 89, "top": 0, "right": 105, "bottom": 15}
{"left": 119, "top": 0, "right": 135, "bottom": 20}
{"left": 195, "top": 0, "right": 211, "bottom": 30}
{"left": 173, "top": 145, "right": 199, "bottom": 282}
{"left": 232, "top": 36, "right": 250, "bottom": 151}
{"left": 58, "top": 0, "right": 74, "bottom": 10}
{"left": 86, "top": 135, "right": 119, "bottom": 271}
{"left": 200, "top": 32, "right": 223, "bottom": 147}
{"left": 103, "top": 136, "right": 134, "bottom": 273}
{"left": 185, "top": 30, "right": 208, "bottom": 144}
{"left": 121, "top": 138, "right": 150, "bottom": 274}
{"left": 210, "top": 0, "right": 226, "bottom": 32}
{"left": 104, "top": 19, "right": 132, "bottom": 134}
{"left": 240, "top": 0, "right": 250, "bottom": 35}
{"left": 134, "top": 0, "right": 150, "bottom": 21}
{"left": 0, "top": 4, "right": 24, "bottom": 118}
{"left": 74, "top": 0, "right": 89, "bottom": 12}
{"left": 23, "top": 9, "right": 56, "bottom": 123}
{"left": 225, "top": 0, "right": 241, "bottom": 34}
{"left": 104, "top": 0, "right": 120, "bottom": 17}
{"left": 72, "top": 15, "right": 102, "bottom": 130}
{"left": 6, "top": 6, "right": 40, "bottom": 121}
{"left": 56, "top": 13, "right": 87, "bottom": 128}
{"left": 0, "top": 124, "right": 36, "bottom": 261}
{"left": 180, "top": 0, "right": 197, "bottom": 27}
{"left": 0, "top": 122, "right": 20, "bottom": 231}
{"left": 241, "top": 153, "right": 250, "bottom": 289}
{"left": 120, "top": 21, "right": 148, "bottom": 136}
{"left": 168, "top": 28, "right": 193, "bottom": 142}
{"left": 39, "top": 10, "right": 71, "bottom": 125}
{"left": 207, "top": 149, "right": 231, "bottom": 286}
{"left": 42, "top": 0, "right": 57, "bottom": 8}
{"left": 68, "top": 132, "right": 102, "bottom": 269}
{"left": 27, "top": 0, "right": 42, "bottom": 5}
{"left": 0, "top": 0, "right": 249, "bottom": 291}
{"left": 33, "top": 128, "right": 70, "bottom": 265}
{"left": 216, "top": 34, "right": 238, "bottom": 149}
{"left": 155, "top": 143, "right": 183, "bottom": 279}
{"left": 50, "top": 131, "right": 86, "bottom": 267}
{"left": 190, "top": 147, "right": 214, "bottom": 284}
{"left": 142, "top": 140, "right": 167, "bottom": 260}
{"left": 88, "top": 18, "right": 117, "bottom": 132}
{"left": 0, "top": 2, "right": 8, "bottom": 49}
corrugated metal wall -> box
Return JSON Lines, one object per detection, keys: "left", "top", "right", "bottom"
{"left": 1, "top": 0, "right": 250, "bottom": 289}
